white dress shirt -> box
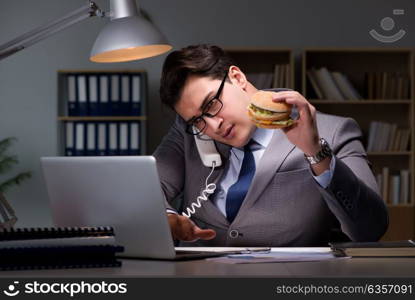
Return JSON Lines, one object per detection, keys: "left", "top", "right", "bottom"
{"left": 212, "top": 128, "right": 336, "bottom": 217}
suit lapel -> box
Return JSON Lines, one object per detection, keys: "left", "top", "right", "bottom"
{"left": 235, "top": 130, "right": 296, "bottom": 222}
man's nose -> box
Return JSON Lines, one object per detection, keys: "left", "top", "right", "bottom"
{"left": 204, "top": 115, "right": 223, "bottom": 133}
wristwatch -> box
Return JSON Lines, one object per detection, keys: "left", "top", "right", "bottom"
{"left": 304, "top": 138, "right": 333, "bottom": 165}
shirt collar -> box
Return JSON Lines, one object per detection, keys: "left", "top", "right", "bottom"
{"left": 231, "top": 127, "right": 273, "bottom": 159}
{"left": 251, "top": 127, "right": 273, "bottom": 149}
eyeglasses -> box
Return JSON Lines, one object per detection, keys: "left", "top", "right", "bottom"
{"left": 185, "top": 72, "right": 227, "bottom": 135}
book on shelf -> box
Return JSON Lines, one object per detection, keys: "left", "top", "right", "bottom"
{"left": 0, "top": 226, "right": 124, "bottom": 270}
{"left": 381, "top": 167, "right": 389, "bottom": 204}
{"left": 389, "top": 175, "right": 400, "bottom": 205}
{"left": 314, "top": 67, "right": 345, "bottom": 101}
{"left": 366, "top": 121, "right": 410, "bottom": 152}
{"left": 246, "top": 64, "right": 291, "bottom": 91}
{"left": 307, "top": 69, "right": 324, "bottom": 99}
{"left": 272, "top": 64, "right": 291, "bottom": 89}
{"left": 272, "top": 65, "right": 280, "bottom": 89}
{"left": 331, "top": 72, "right": 363, "bottom": 100}
{"left": 307, "top": 67, "right": 362, "bottom": 101}
{"left": 308, "top": 67, "right": 410, "bottom": 101}
{"left": 248, "top": 72, "right": 273, "bottom": 90}
{"left": 375, "top": 173, "right": 382, "bottom": 194}
{"left": 400, "top": 169, "right": 410, "bottom": 204}
{"left": 330, "top": 240, "right": 415, "bottom": 257}
{"left": 377, "top": 167, "right": 411, "bottom": 205}
{"left": 365, "top": 71, "right": 411, "bottom": 100}
{"left": 285, "top": 64, "right": 290, "bottom": 88}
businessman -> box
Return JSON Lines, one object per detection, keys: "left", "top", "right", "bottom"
{"left": 154, "top": 44, "right": 388, "bottom": 246}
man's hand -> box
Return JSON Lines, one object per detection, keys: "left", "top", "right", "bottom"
{"left": 272, "top": 91, "right": 320, "bottom": 156}
{"left": 167, "top": 213, "right": 216, "bottom": 242}
{"left": 272, "top": 91, "right": 331, "bottom": 175}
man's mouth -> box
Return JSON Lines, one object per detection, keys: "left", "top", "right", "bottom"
{"left": 222, "top": 125, "right": 234, "bottom": 139}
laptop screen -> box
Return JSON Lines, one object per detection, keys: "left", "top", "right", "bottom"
{"left": 41, "top": 156, "right": 176, "bottom": 259}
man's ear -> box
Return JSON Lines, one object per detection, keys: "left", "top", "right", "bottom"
{"left": 228, "top": 65, "right": 248, "bottom": 91}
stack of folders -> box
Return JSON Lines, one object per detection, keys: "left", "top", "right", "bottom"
{"left": 0, "top": 226, "right": 124, "bottom": 270}
{"left": 330, "top": 240, "right": 415, "bottom": 257}
{"left": 64, "top": 121, "right": 141, "bottom": 156}
{"left": 66, "top": 73, "right": 144, "bottom": 116}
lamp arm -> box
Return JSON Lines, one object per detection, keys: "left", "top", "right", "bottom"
{"left": 0, "top": 1, "right": 105, "bottom": 61}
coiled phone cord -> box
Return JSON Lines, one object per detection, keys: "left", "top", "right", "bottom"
{"left": 182, "top": 162, "right": 217, "bottom": 218}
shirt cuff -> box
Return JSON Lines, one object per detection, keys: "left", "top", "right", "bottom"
{"left": 166, "top": 208, "right": 178, "bottom": 215}
{"left": 311, "top": 156, "right": 336, "bottom": 188}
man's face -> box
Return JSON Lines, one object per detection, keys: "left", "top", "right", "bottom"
{"left": 175, "top": 72, "right": 256, "bottom": 148}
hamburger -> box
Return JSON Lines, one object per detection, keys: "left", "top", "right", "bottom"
{"left": 247, "top": 91, "right": 295, "bottom": 129}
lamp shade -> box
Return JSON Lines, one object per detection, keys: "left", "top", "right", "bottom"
{"left": 90, "top": 14, "right": 172, "bottom": 63}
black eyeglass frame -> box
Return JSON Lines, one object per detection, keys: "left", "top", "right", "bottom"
{"left": 185, "top": 72, "right": 228, "bottom": 135}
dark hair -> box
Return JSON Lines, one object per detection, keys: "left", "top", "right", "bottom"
{"left": 159, "top": 44, "right": 235, "bottom": 109}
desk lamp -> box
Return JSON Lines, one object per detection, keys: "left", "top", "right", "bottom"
{"left": 0, "top": 0, "right": 172, "bottom": 62}
{"left": 0, "top": 0, "right": 172, "bottom": 228}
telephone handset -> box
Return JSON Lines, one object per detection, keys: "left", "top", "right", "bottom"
{"left": 193, "top": 130, "right": 222, "bottom": 168}
{"left": 181, "top": 131, "right": 221, "bottom": 218}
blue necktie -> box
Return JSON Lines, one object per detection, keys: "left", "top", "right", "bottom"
{"left": 226, "top": 141, "right": 256, "bottom": 223}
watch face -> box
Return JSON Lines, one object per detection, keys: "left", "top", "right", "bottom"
{"left": 304, "top": 138, "right": 332, "bottom": 164}
{"left": 320, "top": 139, "right": 331, "bottom": 154}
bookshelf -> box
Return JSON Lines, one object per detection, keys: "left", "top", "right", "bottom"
{"left": 303, "top": 48, "right": 414, "bottom": 241}
{"left": 57, "top": 70, "right": 147, "bottom": 156}
{"left": 225, "top": 47, "right": 294, "bottom": 90}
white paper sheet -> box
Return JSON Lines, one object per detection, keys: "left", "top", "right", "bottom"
{"left": 204, "top": 247, "right": 348, "bottom": 264}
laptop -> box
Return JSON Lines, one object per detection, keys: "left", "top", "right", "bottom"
{"left": 41, "top": 156, "right": 244, "bottom": 260}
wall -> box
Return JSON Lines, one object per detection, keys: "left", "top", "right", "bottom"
{"left": 0, "top": 0, "right": 414, "bottom": 227}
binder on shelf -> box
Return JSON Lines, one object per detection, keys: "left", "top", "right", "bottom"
{"left": 88, "top": 75, "right": 99, "bottom": 115}
{"left": 65, "top": 122, "right": 74, "bottom": 156}
{"left": 75, "top": 122, "right": 85, "bottom": 156}
{"left": 108, "top": 122, "right": 119, "bottom": 155}
{"left": 60, "top": 71, "right": 147, "bottom": 158}
{"left": 67, "top": 75, "right": 77, "bottom": 115}
{"left": 119, "top": 123, "right": 129, "bottom": 155}
{"left": 132, "top": 75, "right": 141, "bottom": 115}
{"left": 130, "top": 122, "right": 140, "bottom": 155}
{"left": 77, "top": 75, "right": 88, "bottom": 116}
{"left": 110, "top": 74, "right": 120, "bottom": 115}
{"left": 97, "top": 122, "right": 107, "bottom": 156}
{"left": 86, "top": 122, "right": 96, "bottom": 156}
{"left": 121, "top": 75, "right": 130, "bottom": 115}
{"left": 0, "top": 226, "right": 123, "bottom": 270}
{"left": 99, "top": 75, "right": 110, "bottom": 116}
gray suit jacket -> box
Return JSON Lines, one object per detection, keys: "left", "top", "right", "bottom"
{"left": 154, "top": 111, "right": 388, "bottom": 247}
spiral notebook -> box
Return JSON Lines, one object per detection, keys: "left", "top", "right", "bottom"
{"left": 0, "top": 226, "right": 124, "bottom": 270}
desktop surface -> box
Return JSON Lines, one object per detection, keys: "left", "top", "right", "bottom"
{"left": 1, "top": 255, "right": 415, "bottom": 277}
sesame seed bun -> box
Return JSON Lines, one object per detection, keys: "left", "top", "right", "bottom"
{"left": 251, "top": 91, "right": 292, "bottom": 113}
